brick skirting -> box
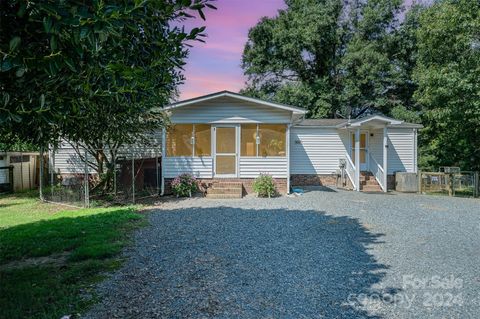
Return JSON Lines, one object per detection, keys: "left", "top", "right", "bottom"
{"left": 164, "top": 177, "right": 288, "bottom": 195}
{"left": 290, "top": 174, "right": 338, "bottom": 187}
{"left": 291, "top": 173, "right": 396, "bottom": 190}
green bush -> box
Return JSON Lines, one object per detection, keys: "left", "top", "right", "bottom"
{"left": 171, "top": 173, "right": 198, "bottom": 197}
{"left": 252, "top": 173, "right": 277, "bottom": 197}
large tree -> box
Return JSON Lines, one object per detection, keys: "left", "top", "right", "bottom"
{"left": 241, "top": 0, "right": 344, "bottom": 118}
{"left": 339, "top": 0, "right": 403, "bottom": 116}
{"left": 1, "top": 0, "right": 215, "bottom": 189}
{"left": 241, "top": 0, "right": 422, "bottom": 120}
{"left": 414, "top": 0, "right": 480, "bottom": 170}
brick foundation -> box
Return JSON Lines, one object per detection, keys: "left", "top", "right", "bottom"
{"left": 291, "top": 174, "right": 396, "bottom": 191}
{"left": 164, "top": 177, "right": 288, "bottom": 195}
{"left": 290, "top": 174, "right": 339, "bottom": 187}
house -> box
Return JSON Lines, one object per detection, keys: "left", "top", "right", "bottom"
{"left": 53, "top": 91, "right": 422, "bottom": 196}
{"left": 160, "top": 91, "right": 421, "bottom": 195}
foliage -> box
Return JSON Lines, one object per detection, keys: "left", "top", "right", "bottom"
{"left": 1, "top": 0, "right": 215, "bottom": 190}
{"left": 252, "top": 173, "right": 277, "bottom": 198}
{"left": 241, "top": 0, "right": 344, "bottom": 118}
{"left": 0, "top": 192, "right": 144, "bottom": 318}
{"left": 242, "top": 0, "right": 418, "bottom": 119}
{"left": 171, "top": 173, "right": 198, "bottom": 197}
{"left": 413, "top": 0, "right": 480, "bottom": 170}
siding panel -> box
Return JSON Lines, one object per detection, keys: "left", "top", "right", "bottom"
{"left": 170, "top": 97, "right": 292, "bottom": 124}
{"left": 163, "top": 157, "right": 213, "bottom": 178}
{"left": 387, "top": 128, "right": 415, "bottom": 174}
{"left": 239, "top": 157, "right": 287, "bottom": 178}
{"left": 290, "top": 128, "right": 348, "bottom": 174}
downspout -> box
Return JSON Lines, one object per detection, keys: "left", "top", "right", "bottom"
{"left": 286, "top": 124, "right": 291, "bottom": 194}
{"left": 160, "top": 127, "right": 166, "bottom": 196}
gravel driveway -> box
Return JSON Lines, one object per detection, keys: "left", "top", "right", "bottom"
{"left": 85, "top": 189, "right": 480, "bottom": 319}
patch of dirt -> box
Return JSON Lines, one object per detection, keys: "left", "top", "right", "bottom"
{"left": 0, "top": 252, "right": 70, "bottom": 271}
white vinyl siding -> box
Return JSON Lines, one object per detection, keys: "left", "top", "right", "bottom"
{"left": 387, "top": 128, "right": 415, "bottom": 174}
{"left": 169, "top": 97, "right": 292, "bottom": 124}
{"left": 163, "top": 157, "right": 213, "bottom": 178}
{"left": 53, "top": 132, "right": 162, "bottom": 174}
{"left": 290, "top": 128, "right": 348, "bottom": 174}
{"left": 0, "top": 156, "right": 7, "bottom": 183}
{"left": 239, "top": 157, "right": 287, "bottom": 178}
{"left": 368, "top": 128, "right": 384, "bottom": 167}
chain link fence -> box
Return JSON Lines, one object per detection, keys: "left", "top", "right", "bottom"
{"left": 419, "top": 170, "right": 479, "bottom": 198}
{"left": 39, "top": 146, "right": 161, "bottom": 207}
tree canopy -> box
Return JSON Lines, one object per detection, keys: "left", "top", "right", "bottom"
{"left": 242, "top": 0, "right": 480, "bottom": 170}
{"left": 413, "top": 0, "right": 480, "bottom": 170}
{"left": 0, "top": 0, "right": 214, "bottom": 149}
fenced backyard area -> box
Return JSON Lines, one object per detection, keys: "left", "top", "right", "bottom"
{"left": 39, "top": 146, "right": 162, "bottom": 208}
{"left": 418, "top": 169, "right": 479, "bottom": 198}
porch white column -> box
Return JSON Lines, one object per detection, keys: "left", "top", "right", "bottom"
{"left": 383, "top": 126, "right": 388, "bottom": 192}
{"left": 355, "top": 128, "right": 360, "bottom": 191}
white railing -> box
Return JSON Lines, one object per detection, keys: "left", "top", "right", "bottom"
{"left": 368, "top": 152, "right": 386, "bottom": 192}
{"left": 345, "top": 153, "right": 356, "bottom": 190}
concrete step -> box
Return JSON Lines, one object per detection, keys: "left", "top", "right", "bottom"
{"left": 208, "top": 187, "right": 243, "bottom": 195}
{"left": 366, "top": 179, "right": 380, "bottom": 185}
{"left": 361, "top": 186, "right": 383, "bottom": 192}
{"left": 206, "top": 193, "right": 243, "bottom": 199}
{"left": 212, "top": 182, "right": 242, "bottom": 188}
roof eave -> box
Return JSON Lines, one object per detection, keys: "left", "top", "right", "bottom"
{"left": 164, "top": 91, "right": 307, "bottom": 114}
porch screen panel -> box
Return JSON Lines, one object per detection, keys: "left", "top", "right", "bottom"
{"left": 166, "top": 124, "right": 193, "bottom": 156}
{"left": 195, "top": 124, "right": 211, "bottom": 156}
{"left": 216, "top": 127, "right": 236, "bottom": 153}
{"left": 241, "top": 124, "right": 257, "bottom": 156}
{"left": 259, "top": 124, "right": 286, "bottom": 157}
{"left": 216, "top": 156, "right": 236, "bottom": 174}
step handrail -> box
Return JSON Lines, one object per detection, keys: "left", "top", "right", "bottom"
{"left": 344, "top": 152, "right": 356, "bottom": 190}
{"left": 368, "top": 152, "right": 386, "bottom": 192}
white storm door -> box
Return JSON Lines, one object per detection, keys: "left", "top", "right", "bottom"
{"left": 214, "top": 125, "right": 237, "bottom": 177}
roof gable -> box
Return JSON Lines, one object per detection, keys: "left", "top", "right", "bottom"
{"left": 165, "top": 91, "right": 306, "bottom": 114}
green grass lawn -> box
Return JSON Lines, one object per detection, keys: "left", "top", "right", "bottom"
{"left": 0, "top": 192, "right": 145, "bottom": 319}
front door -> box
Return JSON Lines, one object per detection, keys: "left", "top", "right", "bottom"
{"left": 214, "top": 126, "right": 237, "bottom": 177}
{"left": 351, "top": 132, "right": 368, "bottom": 171}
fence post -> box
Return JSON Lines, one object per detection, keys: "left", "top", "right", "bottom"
{"left": 84, "top": 149, "right": 89, "bottom": 208}
{"left": 113, "top": 156, "right": 117, "bottom": 196}
{"left": 49, "top": 148, "right": 54, "bottom": 199}
{"left": 132, "top": 155, "right": 135, "bottom": 204}
{"left": 39, "top": 147, "right": 44, "bottom": 201}
{"left": 155, "top": 150, "right": 159, "bottom": 195}
{"left": 417, "top": 170, "right": 422, "bottom": 194}
{"left": 474, "top": 171, "right": 479, "bottom": 198}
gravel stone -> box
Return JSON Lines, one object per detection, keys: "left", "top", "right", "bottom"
{"left": 84, "top": 188, "right": 480, "bottom": 318}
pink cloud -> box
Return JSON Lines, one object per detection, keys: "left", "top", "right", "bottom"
{"left": 177, "top": 0, "right": 285, "bottom": 100}
{"left": 177, "top": 0, "right": 423, "bottom": 101}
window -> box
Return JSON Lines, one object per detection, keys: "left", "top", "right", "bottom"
{"left": 166, "top": 124, "right": 211, "bottom": 157}
{"left": 9, "top": 155, "right": 30, "bottom": 163}
{"left": 259, "top": 124, "right": 286, "bottom": 156}
{"left": 194, "top": 124, "right": 211, "bottom": 156}
{"left": 240, "top": 124, "right": 257, "bottom": 156}
{"left": 166, "top": 124, "right": 193, "bottom": 156}
{"left": 240, "top": 124, "right": 286, "bottom": 157}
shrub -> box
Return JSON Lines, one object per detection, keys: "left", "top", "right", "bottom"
{"left": 171, "top": 173, "right": 198, "bottom": 197}
{"left": 252, "top": 173, "right": 277, "bottom": 198}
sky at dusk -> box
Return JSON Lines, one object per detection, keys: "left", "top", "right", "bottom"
{"left": 177, "top": 0, "right": 417, "bottom": 101}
